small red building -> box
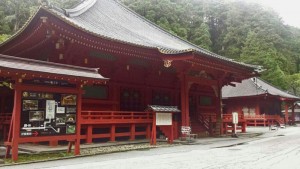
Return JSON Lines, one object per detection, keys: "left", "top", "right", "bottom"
{"left": 0, "top": 0, "right": 261, "bottom": 160}
{"left": 222, "top": 77, "right": 299, "bottom": 131}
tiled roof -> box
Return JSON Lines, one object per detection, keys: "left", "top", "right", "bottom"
{"left": 0, "top": 54, "right": 108, "bottom": 80}
{"left": 146, "top": 105, "right": 181, "bottom": 113}
{"left": 42, "top": 0, "right": 260, "bottom": 71}
{"left": 222, "top": 78, "right": 299, "bottom": 100}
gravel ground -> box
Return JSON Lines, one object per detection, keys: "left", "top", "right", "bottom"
{"left": 80, "top": 142, "right": 179, "bottom": 156}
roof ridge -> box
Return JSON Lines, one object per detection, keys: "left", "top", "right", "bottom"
{"left": 115, "top": 0, "right": 216, "bottom": 54}
{"left": 256, "top": 77, "right": 299, "bottom": 98}
{"left": 64, "top": 0, "right": 96, "bottom": 17}
{"left": 43, "top": 7, "right": 158, "bottom": 50}
{"left": 250, "top": 77, "right": 267, "bottom": 94}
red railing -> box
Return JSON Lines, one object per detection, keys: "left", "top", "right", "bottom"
{"left": 222, "top": 114, "right": 245, "bottom": 122}
{"left": 244, "top": 114, "right": 285, "bottom": 126}
{"left": 244, "top": 114, "right": 283, "bottom": 120}
{"left": 81, "top": 111, "right": 153, "bottom": 124}
{"left": 244, "top": 114, "right": 265, "bottom": 119}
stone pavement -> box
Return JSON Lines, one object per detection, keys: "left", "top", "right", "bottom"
{"left": 1, "top": 139, "right": 151, "bottom": 155}
{"left": 0, "top": 126, "right": 291, "bottom": 161}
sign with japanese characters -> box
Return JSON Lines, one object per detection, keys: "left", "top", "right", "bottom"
{"left": 232, "top": 112, "right": 238, "bottom": 124}
{"left": 156, "top": 113, "right": 172, "bottom": 125}
{"left": 181, "top": 126, "right": 191, "bottom": 134}
{"left": 20, "top": 91, "right": 77, "bottom": 137}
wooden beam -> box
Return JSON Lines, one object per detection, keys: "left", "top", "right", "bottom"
{"left": 186, "top": 76, "right": 218, "bottom": 86}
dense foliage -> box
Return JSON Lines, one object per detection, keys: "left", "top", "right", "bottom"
{"left": 121, "top": 0, "right": 300, "bottom": 95}
{"left": 1, "top": 0, "right": 300, "bottom": 95}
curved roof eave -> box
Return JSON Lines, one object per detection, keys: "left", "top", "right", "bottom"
{"left": 0, "top": 0, "right": 260, "bottom": 73}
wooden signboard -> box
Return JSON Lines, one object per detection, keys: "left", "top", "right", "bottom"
{"left": 156, "top": 113, "right": 172, "bottom": 126}
{"left": 20, "top": 91, "right": 77, "bottom": 137}
{"left": 232, "top": 112, "right": 238, "bottom": 124}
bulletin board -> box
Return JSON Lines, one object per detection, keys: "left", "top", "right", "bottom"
{"left": 20, "top": 91, "right": 77, "bottom": 137}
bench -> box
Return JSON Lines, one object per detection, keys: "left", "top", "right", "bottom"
{"left": 186, "top": 133, "right": 197, "bottom": 142}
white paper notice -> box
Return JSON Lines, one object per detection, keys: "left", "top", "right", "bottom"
{"left": 156, "top": 113, "right": 172, "bottom": 126}
{"left": 56, "top": 107, "right": 65, "bottom": 114}
{"left": 46, "top": 100, "right": 55, "bottom": 119}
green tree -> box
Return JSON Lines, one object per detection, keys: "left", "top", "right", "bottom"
{"left": 190, "top": 22, "right": 212, "bottom": 50}
{"left": 241, "top": 31, "right": 287, "bottom": 88}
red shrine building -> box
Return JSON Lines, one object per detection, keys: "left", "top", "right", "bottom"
{"left": 0, "top": 0, "right": 261, "bottom": 160}
{"left": 222, "top": 77, "right": 299, "bottom": 131}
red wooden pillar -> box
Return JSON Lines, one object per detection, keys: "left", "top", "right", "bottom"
{"left": 150, "top": 113, "right": 156, "bottom": 145}
{"left": 185, "top": 82, "right": 190, "bottom": 127}
{"left": 180, "top": 74, "right": 186, "bottom": 127}
{"left": 216, "top": 83, "right": 223, "bottom": 135}
{"left": 74, "top": 85, "right": 83, "bottom": 156}
{"left": 49, "top": 141, "right": 58, "bottom": 147}
{"left": 86, "top": 125, "right": 93, "bottom": 144}
{"left": 169, "top": 124, "right": 173, "bottom": 144}
{"left": 292, "top": 104, "right": 295, "bottom": 125}
{"left": 180, "top": 74, "right": 189, "bottom": 127}
{"left": 11, "top": 80, "right": 22, "bottom": 161}
{"left": 146, "top": 124, "right": 151, "bottom": 139}
{"left": 284, "top": 103, "right": 289, "bottom": 125}
{"left": 242, "top": 122, "right": 246, "bottom": 133}
{"left": 110, "top": 125, "right": 116, "bottom": 142}
{"left": 130, "top": 124, "right": 135, "bottom": 141}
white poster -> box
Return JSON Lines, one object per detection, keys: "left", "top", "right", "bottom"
{"left": 181, "top": 126, "right": 191, "bottom": 134}
{"left": 46, "top": 100, "right": 55, "bottom": 119}
{"left": 232, "top": 112, "right": 239, "bottom": 124}
{"left": 156, "top": 113, "right": 172, "bottom": 126}
{"left": 56, "top": 107, "right": 65, "bottom": 114}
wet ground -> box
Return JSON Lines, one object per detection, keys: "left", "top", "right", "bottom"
{"left": 2, "top": 126, "right": 299, "bottom": 169}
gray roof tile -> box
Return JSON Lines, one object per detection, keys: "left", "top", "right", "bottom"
{"left": 46, "top": 0, "right": 259, "bottom": 70}
{"left": 222, "top": 78, "right": 299, "bottom": 100}
{"left": 0, "top": 54, "right": 108, "bottom": 80}
{"left": 146, "top": 105, "right": 181, "bottom": 113}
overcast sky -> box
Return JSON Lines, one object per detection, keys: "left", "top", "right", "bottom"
{"left": 246, "top": 0, "right": 300, "bottom": 28}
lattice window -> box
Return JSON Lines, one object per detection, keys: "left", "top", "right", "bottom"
{"left": 152, "top": 90, "right": 171, "bottom": 106}
{"left": 120, "top": 88, "right": 143, "bottom": 111}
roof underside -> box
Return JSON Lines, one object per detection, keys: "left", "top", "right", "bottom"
{"left": 0, "top": 54, "right": 108, "bottom": 80}
{"left": 222, "top": 78, "right": 299, "bottom": 100}
{"left": 45, "top": 0, "right": 259, "bottom": 71}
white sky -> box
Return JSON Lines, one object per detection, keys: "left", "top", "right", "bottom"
{"left": 246, "top": 0, "right": 300, "bottom": 28}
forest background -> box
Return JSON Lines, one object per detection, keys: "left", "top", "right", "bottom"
{"left": 1, "top": 0, "right": 300, "bottom": 95}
